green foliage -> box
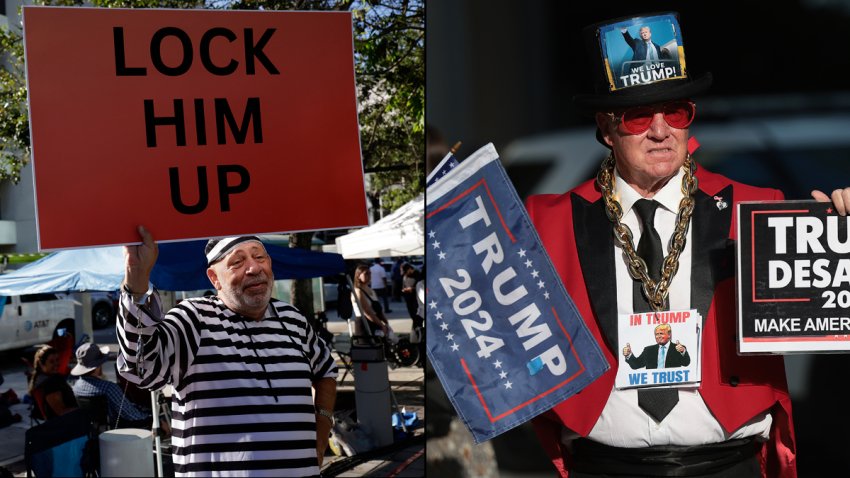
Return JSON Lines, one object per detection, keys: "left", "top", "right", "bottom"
{"left": 0, "top": 0, "right": 424, "bottom": 215}
{"left": 3, "top": 252, "right": 48, "bottom": 264}
{"left": 354, "top": 0, "right": 424, "bottom": 211}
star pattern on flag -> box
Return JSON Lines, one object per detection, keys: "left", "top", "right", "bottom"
{"left": 467, "top": 244, "right": 550, "bottom": 397}
{"left": 430, "top": 297, "right": 461, "bottom": 352}
{"left": 429, "top": 155, "right": 460, "bottom": 185}
{"left": 431, "top": 230, "right": 446, "bottom": 265}
{"left": 493, "top": 360, "right": 512, "bottom": 390}
{"left": 515, "top": 244, "right": 552, "bottom": 302}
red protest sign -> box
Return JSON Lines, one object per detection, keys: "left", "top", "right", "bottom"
{"left": 22, "top": 6, "right": 367, "bottom": 250}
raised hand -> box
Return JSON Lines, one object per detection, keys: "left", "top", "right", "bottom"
{"left": 812, "top": 187, "right": 850, "bottom": 216}
{"left": 123, "top": 225, "right": 158, "bottom": 294}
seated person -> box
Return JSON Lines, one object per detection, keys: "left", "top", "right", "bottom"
{"left": 71, "top": 342, "right": 165, "bottom": 431}
{"left": 28, "top": 344, "right": 78, "bottom": 420}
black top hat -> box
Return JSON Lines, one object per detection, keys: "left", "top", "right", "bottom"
{"left": 573, "top": 12, "right": 712, "bottom": 113}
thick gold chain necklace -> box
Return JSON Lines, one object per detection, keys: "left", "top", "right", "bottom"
{"left": 596, "top": 152, "right": 698, "bottom": 311}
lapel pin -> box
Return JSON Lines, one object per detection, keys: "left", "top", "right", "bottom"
{"left": 713, "top": 195, "right": 728, "bottom": 211}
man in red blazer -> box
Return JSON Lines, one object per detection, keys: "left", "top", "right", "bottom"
{"left": 526, "top": 12, "right": 850, "bottom": 478}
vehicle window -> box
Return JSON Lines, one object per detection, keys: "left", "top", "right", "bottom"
{"left": 698, "top": 150, "right": 781, "bottom": 190}
{"left": 777, "top": 147, "right": 850, "bottom": 200}
{"left": 505, "top": 160, "right": 555, "bottom": 200}
{"left": 701, "top": 147, "right": 850, "bottom": 201}
{"left": 20, "top": 293, "right": 58, "bottom": 303}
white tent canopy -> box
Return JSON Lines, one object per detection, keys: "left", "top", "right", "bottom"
{"left": 335, "top": 193, "right": 424, "bottom": 259}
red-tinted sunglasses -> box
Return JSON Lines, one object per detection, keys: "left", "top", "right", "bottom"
{"left": 609, "top": 100, "right": 696, "bottom": 135}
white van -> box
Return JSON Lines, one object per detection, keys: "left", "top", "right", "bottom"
{"left": 0, "top": 293, "right": 76, "bottom": 352}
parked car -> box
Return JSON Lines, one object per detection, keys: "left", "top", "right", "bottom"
{"left": 0, "top": 293, "right": 76, "bottom": 353}
{"left": 56, "top": 291, "right": 120, "bottom": 329}
{"left": 90, "top": 291, "right": 119, "bottom": 329}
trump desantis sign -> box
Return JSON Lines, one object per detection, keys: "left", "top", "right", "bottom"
{"left": 22, "top": 6, "right": 367, "bottom": 250}
{"left": 426, "top": 144, "right": 608, "bottom": 443}
{"left": 737, "top": 200, "right": 850, "bottom": 353}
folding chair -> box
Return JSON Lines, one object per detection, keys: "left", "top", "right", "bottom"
{"left": 28, "top": 388, "right": 46, "bottom": 428}
{"left": 332, "top": 334, "right": 354, "bottom": 383}
{"left": 25, "top": 408, "right": 97, "bottom": 478}
{"left": 75, "top": 395, "right": 109, "bottom": 433}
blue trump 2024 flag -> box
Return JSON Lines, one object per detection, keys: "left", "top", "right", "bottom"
{"left": 426, "top": 143, "right": 609, "bottom": 443}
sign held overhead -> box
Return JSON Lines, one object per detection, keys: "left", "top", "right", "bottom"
{"left": 22, "top": 6, "right": 368, "bottom": 250}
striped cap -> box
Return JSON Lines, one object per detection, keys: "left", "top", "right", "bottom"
{"left": 205, "top": 236, "right": 264, "bottom": 266}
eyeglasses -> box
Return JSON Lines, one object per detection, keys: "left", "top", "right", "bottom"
{"left": 608, "top": 100, "right": 696, "bottom": 135}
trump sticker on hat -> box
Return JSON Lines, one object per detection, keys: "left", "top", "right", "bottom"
{"left": 599, "top": 13, "right": 687, "bottom": 91}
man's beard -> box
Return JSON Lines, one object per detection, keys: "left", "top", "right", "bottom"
{"left": 221, "top": 275, "right": 273, "bottom": 314}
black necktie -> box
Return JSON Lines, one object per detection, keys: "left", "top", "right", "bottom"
{"left": 632, "top": 199, "right": 679, "bottom": 422}
{"left": 633, "top": 199, "right": 663, "bottom": 312}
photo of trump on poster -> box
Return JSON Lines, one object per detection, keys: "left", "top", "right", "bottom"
{"left": 623, "top": 323, "right": 690, "bottom": 369}
{"left": 597, "top": 13, "right": 687, "bottom": 91}
{"left": 616, "top": 310, "right": 702, "bottom": 389}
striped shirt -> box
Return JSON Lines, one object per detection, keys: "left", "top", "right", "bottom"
{"left": 116, "top": 290, "right": 337, "bottom": 477}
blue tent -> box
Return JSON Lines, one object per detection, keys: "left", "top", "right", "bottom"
{"left": 0, "top": 240, "right": 344, "bottom": 295}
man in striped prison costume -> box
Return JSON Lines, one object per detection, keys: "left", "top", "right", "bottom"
{"left": 116, "top": 228, "right": 338, "bottom": 477}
